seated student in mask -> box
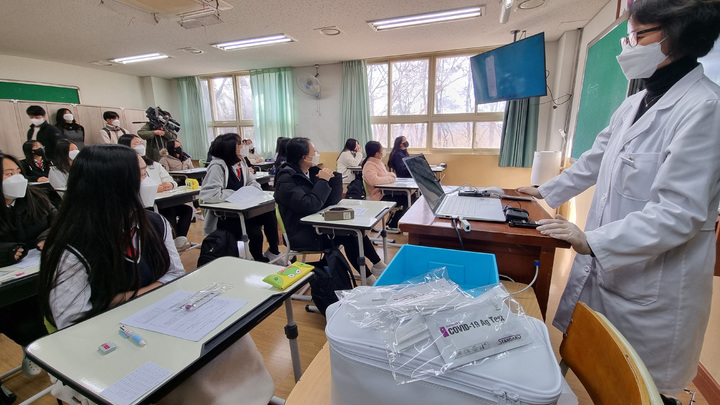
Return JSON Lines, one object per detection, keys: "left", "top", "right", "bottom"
{"left": 20, "top": 140, "right": 50, "bottom": 182}
{"left": 160, "top": 140, "right": 194, "bottom": 172}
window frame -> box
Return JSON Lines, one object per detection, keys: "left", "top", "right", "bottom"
{"left": 367, "top": 48, "right": 505, "bottom": 155}
{"left": 199, "top": 73, "right": 255, "bottom": 142}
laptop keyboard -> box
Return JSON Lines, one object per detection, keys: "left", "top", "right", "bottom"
{"left": 441, "top": 196, "right": 484, "bottom": 218}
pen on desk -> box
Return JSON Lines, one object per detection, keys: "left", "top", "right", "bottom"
{"left": 119, "top": 325, "right": 146, "bottom": 347}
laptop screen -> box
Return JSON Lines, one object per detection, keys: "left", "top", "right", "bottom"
{"left": 403, "top": 154, "right": 445, "bottom": 212}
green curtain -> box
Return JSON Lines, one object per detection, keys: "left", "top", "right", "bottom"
{"left": 498, "top": 97, "right": 539, "bottom": 167}
{"left": 176, "top": 76, "right": 209, "bottom": 160}
{"left": 340, "top": 60, "right": 373, "bottom": 147}
{"left": 249, "top": 67, "right": 296, "bottom": 156}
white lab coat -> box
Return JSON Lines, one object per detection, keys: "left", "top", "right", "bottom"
{"left": 540, "top": 65, "right": 720, "bottom": 393}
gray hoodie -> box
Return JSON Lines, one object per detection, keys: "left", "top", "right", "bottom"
{"left": 199, "top": 158, "right": 260, "bottom": 235}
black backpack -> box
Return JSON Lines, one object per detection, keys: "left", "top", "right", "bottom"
{"left": 308, "top": 248, "right": 357, "bottom": 316}
{"left": 197, "top": 229, "right": 240, "bottom": 267}
{"left": 345, "top": 172, "right": 365, "bottom": 200}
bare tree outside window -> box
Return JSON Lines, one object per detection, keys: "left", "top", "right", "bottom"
{"left": 212, "top": 77, "right": 237, "bottom": 121}
{"left": 368, "top": 64, "right": 389, "bottom": 117}
{"left": 237, "top": 76, "right": 254, "bottom": 121}
{"left": 391, "top": 123, "right": 427, "bottom": 148}
{"left": 372, "top": 124, "right": 388, "bottom": 148}
{"left": 391, "top": 60, "right": 428, "bottom": 115}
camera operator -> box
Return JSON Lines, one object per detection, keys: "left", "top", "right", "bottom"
{"left": 138, "top": 107, "right": 179, "bottom": 162}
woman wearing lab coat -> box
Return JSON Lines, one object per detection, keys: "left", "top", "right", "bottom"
{"left": 519, "top": 0, "right": 720, "bottom": 399}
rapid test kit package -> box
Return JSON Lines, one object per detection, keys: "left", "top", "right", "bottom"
{"left": 325, "top": 270, "right": 564, "bottom": 405}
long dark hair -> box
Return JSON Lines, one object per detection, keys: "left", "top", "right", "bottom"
{"left": 337, "top": 138, "right": 358, "bottom": 161}
{"left": 0, "top": 154, "right": 52, "bottom": 235}
{"left": 275, "top": 137, "right": 290, "bottom": 155}
{"left": 118, "top": 134, "right": 153, "bottom": 166}
{"left": 209, "top": 133, "right": 242, "bottom": 168}
{"left": 22, "top": 140, "right": 43, "bottom": 163}
{"left": 51, "top": 139, "right": 75, "bottom": 174}
{"left": 361, "top": 141, "right": 382, "bottom": 168}
{"left": 167, "top": 140, "right": 189, "bottom": 162}
{"left": 39, "top": 145, "right": 171, "bottom": 327}
{"left": 54, "top": 108, "right": 83, "bottom": 131}
{"left": 387, "top": 136, "right": 406, "bottom": 172}
{"left": 286, "top": 137, "right": 311, "bottom": 166}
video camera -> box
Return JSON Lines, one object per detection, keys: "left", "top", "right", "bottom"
{"left": 145, "top": 106, "right": 181, "bottom": 134}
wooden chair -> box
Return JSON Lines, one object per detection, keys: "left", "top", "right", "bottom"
{"left": 559, "top": 302, "right": 663, "bottom": 405}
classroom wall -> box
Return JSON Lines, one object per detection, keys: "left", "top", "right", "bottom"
{"left": 0, "top": 54, "right": 147, "bottom": 109}
{"left": 293, "top": 63, "right": 342, "bottom": 153}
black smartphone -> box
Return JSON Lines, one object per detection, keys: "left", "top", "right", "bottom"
{"left": 508, "top": 219, "right": 540, "bottom": 228}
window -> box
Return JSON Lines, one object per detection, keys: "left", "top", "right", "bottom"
{"left": 200, "top": 75, "right": 254, "bottom": 143}
{"left": 368, "top": 53, "right": 505, "bottom": 152}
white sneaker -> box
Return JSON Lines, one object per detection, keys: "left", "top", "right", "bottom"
{"left": 371, "top": 260, "right": 387, "bottom": 276}
{"left": 263, "top": 249, "right": 283, "bottom": 263}
{"left": 174, "top": 236, "right": 188, "bottom": 250}
{"left": 22, "top": 354, "right": 41, "bottom": 376}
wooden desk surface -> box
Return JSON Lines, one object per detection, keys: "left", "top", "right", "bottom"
{"left": 285, "top": 281, "right": 541, "bottom": 405}
{"left": 398, "top": 190, "right": 570, "bottom": 319}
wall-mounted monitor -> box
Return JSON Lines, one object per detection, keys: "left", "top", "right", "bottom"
{"left": 470, "top": 32, "right": 547, "bottom": 104}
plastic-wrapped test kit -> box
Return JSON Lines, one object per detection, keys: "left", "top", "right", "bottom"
{"left": 326, "top": 269, "right": 564, "bottom": 405}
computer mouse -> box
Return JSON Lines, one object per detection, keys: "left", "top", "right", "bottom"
{"left": 481, "top": 186, "right": 504, "bottom": 196}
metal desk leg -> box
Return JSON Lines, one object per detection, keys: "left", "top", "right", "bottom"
{"left": 284, "top": 299, "right": 302, "bottom": 382}
{"left": 238, "top": 214, "right": 251, "bottom": 260}
{"left": 353, "top": 229, "right": 367, "bottom": 286}
{"left": 381, "top": 217, "right": 389, "bottom": 262}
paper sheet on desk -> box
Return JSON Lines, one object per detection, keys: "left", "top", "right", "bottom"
{"left": 101, "top": 362, "right": 173, "bottom": 405}
{"left": 14, "top": 249, "right": 41, "bottom": 269}
{"left": 225, "top": 186, "right": 267, "bottom": 205}
{"left": 121, "top": 290, "right": 248, "bottom": 342}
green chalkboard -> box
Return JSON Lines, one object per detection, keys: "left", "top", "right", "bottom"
{"left": 572, "top": 19, "right": 629, "bottom": 159}
{"left": 0, "top": 81, "right": 80, "bottom": 104}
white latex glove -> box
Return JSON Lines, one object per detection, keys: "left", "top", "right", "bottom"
{"left": 537, "top": 214, "right": 592, "bottom": 255}
{"left": 516, "top": 186, "right": 543, "bottom": 199}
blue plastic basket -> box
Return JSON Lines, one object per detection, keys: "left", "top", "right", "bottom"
{"left": 375, "top": 245, "right": 499, "bottom": 291}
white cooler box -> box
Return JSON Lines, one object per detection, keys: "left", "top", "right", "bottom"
{"left": 326, "top": 301, "right": 564, "bottom": 405}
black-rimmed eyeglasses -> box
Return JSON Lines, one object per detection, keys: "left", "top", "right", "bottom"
{"left": 620, "top": 26, "right": 662, "bottom": 47}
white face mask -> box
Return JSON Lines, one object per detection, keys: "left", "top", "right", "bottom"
{"left": 310, "top": 153, "right": 320, "bottom": 166}
{"left": 616, "top": 40, "right": 668, "bottom": 80}
{"left": 134, "top": 144, "right": 146, "bottom": 157}
{"left": 3, "top": 174, "right": 28, "bottom": 200}
{"left": 63, "top": 113, "right": 74, "bottom": 122}
{"left": 239, "top": 145, "right": 250, "bottom": 156}
{"left": 111, "top": 119, "right": 121, "bottom": 127}
{"left": 139, "top": 176, "right": 159, "bottom": 208}
{"left": 30, "top": 118, "right": 45, "bottom": 126}
{"left": 68, "top": 149, "right": 80, "bottom": 160}
{"left": 381, "top": 150, "right": 387, "bottom": 158}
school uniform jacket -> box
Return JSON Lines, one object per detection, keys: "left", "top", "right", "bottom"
{"left": 20, "top": 158, "right": 50, "bottom": 182}
{"left": 200, "top": 158, "right": 259, "bottom": 235}
{"left": 539, "top": 65, "right": 720, "bottom": 393}
{"left": 274, "top": 163, "right": 343, "bottom": 250}
{"left": 27, "top": 123, "right": 62, "bottom": 161}
{"left": 0, "top": 198, "right": 55, "bottom": 267}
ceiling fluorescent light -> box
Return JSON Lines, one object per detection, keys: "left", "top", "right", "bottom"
{"left": 369, "top": 6, "right": 485, "bottom": 31}
{"left": 213, "top": 34, "right": 294, "bottom": 51}
{"left": 499, "top": 0, "right": 514, "bottom": 24}
{"left": 110, "top": 53, "right": 169, "bottom": 64}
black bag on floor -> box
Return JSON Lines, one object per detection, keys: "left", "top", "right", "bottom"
{"left": 345, "top": 172, "right": 365, "bottom": 200}
{"left": 197, "top": 229, "right": 239, "bottom": 267}
{"left": 308, "top": 248, "right": 357, "bottom": 316}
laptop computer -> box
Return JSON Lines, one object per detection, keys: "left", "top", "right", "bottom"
{"left": 402, "top": 154, "right": 506, "bottom": 222}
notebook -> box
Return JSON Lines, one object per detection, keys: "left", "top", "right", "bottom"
{"left": 402, "top": 154, "right": 506, "bottom": 222}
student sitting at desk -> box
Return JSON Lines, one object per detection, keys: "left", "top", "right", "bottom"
{"left": 387, "top": 135, "right": 411, "bottom": 178}
{"left": 0, "top": 153, "right": 55, "bottom": 375}
{"left": 55, "top": 108, "right": 85, "bottom": 150}
{"left": 160, "top": 140, "right": 194, "bottom": 172}
{"left": 336, "top": 138, "right": 363, "bottom": 184}
{"left": 275, "top": 137, "right": 387, "bottom": 279}
{"left": 119, "top": 135, "right": 193, "bottom": 252}
{"left": 271, "top": 136, "right": 290, "bottom": 174}
{"left": 201, "top": 133, "right": 281, "bottom": 262}
{"left": 362, "top": 141, "right": 408, "bottom": 229}
{"left": 240, "top": 139, "right": 265, "bottom": 164}
{"left": 20, "top": 140, "right": 50, "bottom": 182}
{"left": 48, "top": 139, "right": 78, "bottom": 191}
{"left": 38, "top": 145, "right": 275, "bottom": 404}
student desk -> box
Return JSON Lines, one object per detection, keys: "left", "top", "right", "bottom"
{"left": 0, "top": 262, "right": 40, "bottom": 308}
{"left": 26, "top": 257, "right": 312, "bottom": 405}
{"left": 252, "top": 161, "right": 275, "bottom": 171}
{"left": 375, "top": 178, "right": 419, "bottom": 209}
{"left": 200, "top": 193, "right": 276, "bottom": 260}
{"left": 284, "top": 281, "right": 542, "bottom": 405}
{"left": 253, "top": 171, "right": 271, "bottom": 186}
{"left": 300, "top": 199, "right": 395, "bottom": 286}
{"left": 153, "top": 186, "right": 200, "bottom": 213}
{"left": 168, "top": 168, "right": 207, "bottom": 183}
{"left": 398, "top": 192, "right": 570, "bottom": 319}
